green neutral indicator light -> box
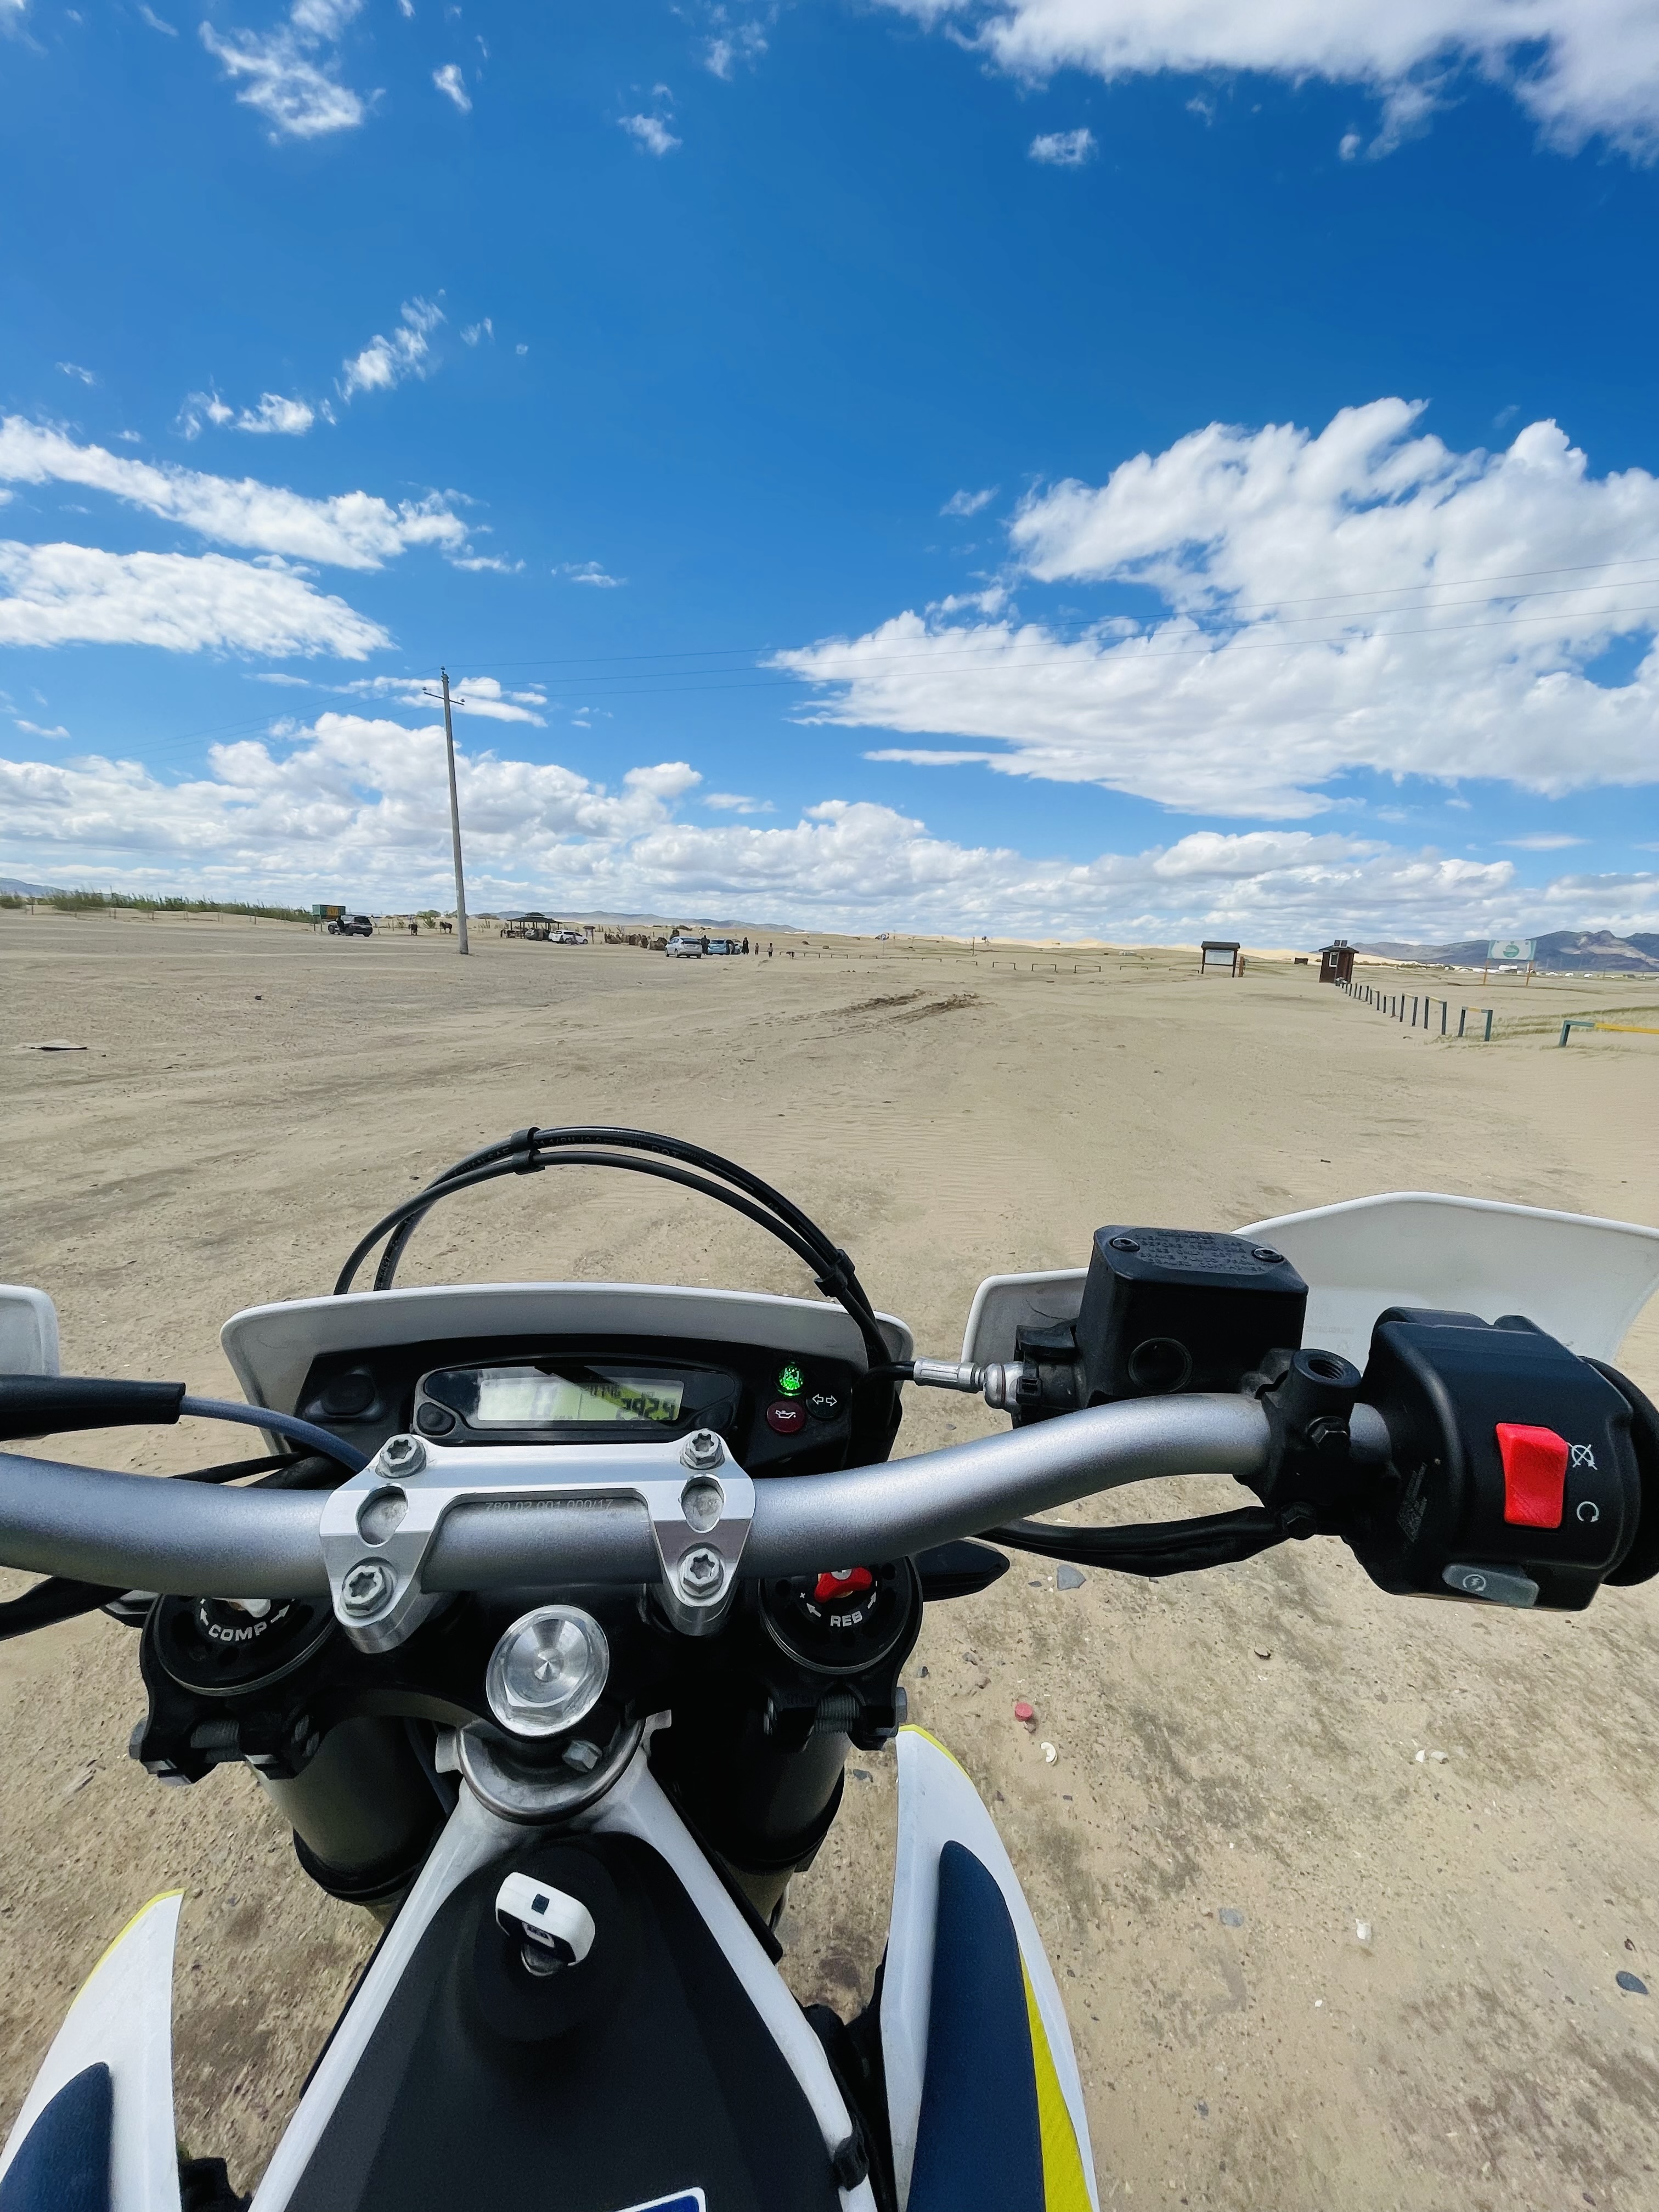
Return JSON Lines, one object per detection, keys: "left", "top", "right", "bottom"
{"left": 778, "top": 1363, "right": 805, "bottom": 1396}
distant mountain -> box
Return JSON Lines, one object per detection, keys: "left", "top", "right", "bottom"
{"left": 495, "top": 909, "right": 800, "bottom": 933}
{"left": 0, "top": 877, "right": 63, "bottom": 897}
{"left": 1356, "top": 930, "right": 1659, "bottom": 973}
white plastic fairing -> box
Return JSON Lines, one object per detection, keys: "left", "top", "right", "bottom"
{"left": 1238, "top": 1193, "right": 1659, "bottom": 1366}
{"left": 222, "top": 1283, "right": 914, "bottom": 1421}
{"left": 959, "top": 1269, "right": 1086, "bottom": 1367}
{"left": 591, "top": 1758, "right": 878, "bottom": 2212}
{"left": 960, "top": 1194, "right": 1659, "bottom": 1370}
{"left": 0, "top": 1889, "right": 183, "bottom": 2212}
{"left": 881, "top": 1728, "right": 1098, "bottom": 2212}
{"left": 0, "top": 1285, "right": 60, "bottom": 1377}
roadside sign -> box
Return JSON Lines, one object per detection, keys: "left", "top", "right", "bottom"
{"left": 1487, "top": 938, "right": 1536, "bottom": 963}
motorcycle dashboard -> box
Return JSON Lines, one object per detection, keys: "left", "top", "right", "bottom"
{"left": 291, "top": 1331, "right": 866, "bottom": 1475}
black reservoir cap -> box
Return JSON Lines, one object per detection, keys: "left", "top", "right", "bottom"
{"left": 1074, "top": 1227, "right": 1307, "bottom": 1403}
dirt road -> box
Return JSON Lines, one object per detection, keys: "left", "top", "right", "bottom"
{"left": 2, "top": 911, "right": 1657, "bottom": 2208}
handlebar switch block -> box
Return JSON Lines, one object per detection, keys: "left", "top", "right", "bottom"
{"left": 1351, "top": 1311, "right": 1643, "bottom": 1611}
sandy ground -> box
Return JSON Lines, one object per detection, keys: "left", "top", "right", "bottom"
{"left": 2, "top": 909, "right": 1658, "bottom": 2211}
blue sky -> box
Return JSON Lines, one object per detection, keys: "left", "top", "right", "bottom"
{"left": 2, "top": 0, "right": 1657, "bottom": 939}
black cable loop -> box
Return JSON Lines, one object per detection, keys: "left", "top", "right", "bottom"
{"left": 335, "top": 1131, "right": 893, "bottom": 1369}
{"left": 359, "top": 1125, "right": 851, "bottom": 1283}
{"left": 373, "top": 1127, "right": 541, "bottom": 1289}
{"left": 370, "top": 1126, "right": 862, "bottom": 1297}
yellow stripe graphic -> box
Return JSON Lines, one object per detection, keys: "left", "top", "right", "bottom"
{"left": 1022, "top": 1957, "right": 1092, "bottom": 2212}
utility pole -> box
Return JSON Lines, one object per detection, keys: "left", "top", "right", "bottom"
{"left": 425, "top": 668, "right": 470, "bottom": 955}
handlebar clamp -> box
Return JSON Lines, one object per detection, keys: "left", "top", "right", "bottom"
{"left": 317, "top": 1435, "right": 757, "bottom": 1651}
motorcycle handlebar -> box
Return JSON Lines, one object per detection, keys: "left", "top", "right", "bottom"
{"left": 0, "top": 1397, "right": 1393, "bottom": 1601}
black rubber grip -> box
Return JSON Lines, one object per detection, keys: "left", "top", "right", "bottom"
{"left": 0, "top": 1376, "right": 188, "bottom": 1442}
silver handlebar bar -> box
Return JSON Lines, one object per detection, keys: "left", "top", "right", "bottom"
{"left": 0, "top": 1396, "right": 1388, "bottom": 1601}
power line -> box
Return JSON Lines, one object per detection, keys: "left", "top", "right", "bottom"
{"left": 410, "top": 551, "right": 1659, "bottom": 675}
{"left": 386, "top": 599, "right": 1659, "bottom": 704}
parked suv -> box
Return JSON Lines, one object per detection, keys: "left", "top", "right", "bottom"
{"left": 665, "top": 933, "right": 704, "bottom": 958}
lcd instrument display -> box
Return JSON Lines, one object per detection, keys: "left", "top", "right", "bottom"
{"left": 425, "top": 1363, "right": 686, "bottom": 1427}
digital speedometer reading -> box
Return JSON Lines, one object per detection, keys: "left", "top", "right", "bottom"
{"left": 427, "top": 1364, "right": 685, "bottom": 1427}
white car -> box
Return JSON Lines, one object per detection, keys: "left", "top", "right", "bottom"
{"left": 665, "top": 934, "right": 703, "bottom": 958}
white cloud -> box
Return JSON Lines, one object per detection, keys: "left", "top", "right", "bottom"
{"left": 777, "top": 400, "right": 1659, "bottom": 819}
{"left": 57, "top": 362, "right": 97, "bottom": 386}
{"left": 866, "top": 747, "right": 998, "bottom": 766}
{"left": 704, "top": 792, "right": 776, "bottom": 813}
{"left": 433, "top": 61, "right": 470, "bottom": 110}
{"left": 178, "top": 391, "right": 234, "bottom": 438}
{"left": 200, "top": 0, "right": 369, "bottom": 141}
{"left": 461, "top": 318, "right": 493, "bottom": 346}
{"left": 932, "top": 584, "right": 1010, "bottom": 616}
{"left": 1029, "top": 126, "right": 1096, "bottom": 165}
{"left": 0, "top": 716, "right": 1650, "bottom": 937}
{"left": 340, "top": 297, "right": 444, "bottom": 399}
{"left": 450, "top": 552, "right": 523, "bottom": 573}
{"left": 0, "top": 416, "right": 467, "bottom": 568}
{"left": 556, "top": 560, "right": 625, "bottom": 588}
{"left": 139, "top": 4, "right": 177, "bottom": 30}
{"left": 338, "top": 674, "right": 548, "bottom": 724}
{"left": 13, "top": 717, "right": 71, "bottom": 738}
{"left": 942, "top": 486, "right": 997, "bottom": 516}
{"left": 1501, "top": 833, "right": 1585, "bottom": 850}
{"left": 620, "top": 112, "right": 681, "bottom": 155}
{"left": 706, "top": 16, "right": 768, "bottom": 77}
{"left": 0, "top": 718, "right": 699, "bottom": 902}
{"left": 234, "top": 393, "right": 315, "bottom": 436}
{"left": 0, "top": 543, "right": 388, "bottom": 656}
{"left": 877, "top": 0, "right": 1659, "bottom": 161}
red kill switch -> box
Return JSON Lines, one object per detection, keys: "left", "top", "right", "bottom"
{"left": 814, "top": 1567, "right": 874, "bottom": 1604}
{"left": 1496, "top": 1423, "right": 1569, "bottom": 1529}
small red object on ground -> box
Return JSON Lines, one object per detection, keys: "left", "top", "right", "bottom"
{"left": 1013, "top": 1700, "right": 1035, "bottom": 1723}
